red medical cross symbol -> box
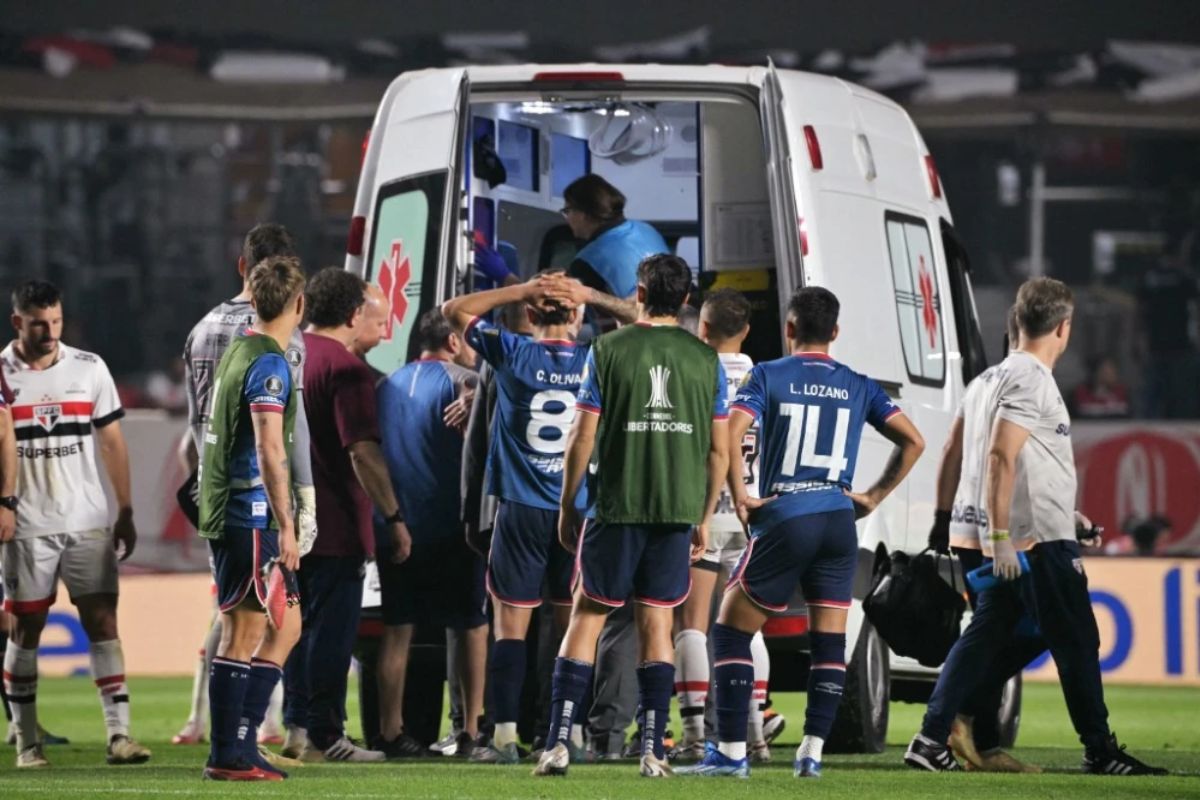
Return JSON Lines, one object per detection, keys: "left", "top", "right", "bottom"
{"left": 377, "top": 240, "right": 411, "bottom": 340}
{"left": 917, "top": 255, "right": 938, "bottom": 348}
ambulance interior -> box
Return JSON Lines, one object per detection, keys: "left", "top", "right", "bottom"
{"left": 466, "top": 96, "right": 784, "bottom": 363}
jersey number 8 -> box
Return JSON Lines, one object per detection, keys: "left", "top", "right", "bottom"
{"left": 527, "top": 390, "right": 577, "bottom": 454}
{"left": 779, "top": 402, "right": 850, "bottom": 482}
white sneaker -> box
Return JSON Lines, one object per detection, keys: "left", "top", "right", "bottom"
{"left": 429, "top": 728, "right": 462, "bottom": 756}
{"left": 17, "top": 743, "right": 50, "bottom": 768}
{"left": 319, "top": 736, "right": 386, "bottom": 763}
{"left": 281, "top": 726, "right": 308, "bottom": 759}
{"left": 531, "top": 742, "right": 570, "bottom": 776}
{"left": 640, "top": 752, "right": 674, "bottom": 777}
{"left": 750, "top": 741, "right": 771, "bottom": 763}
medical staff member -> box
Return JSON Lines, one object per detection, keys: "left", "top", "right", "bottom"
{"left": 562, "top": 175, "right": 669, "bottom": 301}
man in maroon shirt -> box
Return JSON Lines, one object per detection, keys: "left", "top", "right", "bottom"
{"left": 283, "top": 267, "right": 411, "bottom": 763}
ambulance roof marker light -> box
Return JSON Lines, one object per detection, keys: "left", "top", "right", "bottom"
{"left": 925, "top": 154, "right": 942, "bottom": 199}
{"left": 803, "top": 125, "right": 823, "bottom": 171}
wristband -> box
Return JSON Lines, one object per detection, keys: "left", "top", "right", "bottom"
{"left": 988, "top": 529, "right": 1011, "bottom": 542}
{"left": 384, "top": 509, "right": 405, "bottom": 526}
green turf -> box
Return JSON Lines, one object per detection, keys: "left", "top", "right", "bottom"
{"left": 0, "top": 677, "right": 1196, "bottom": 798}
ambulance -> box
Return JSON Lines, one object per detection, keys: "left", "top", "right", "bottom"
{"left": 345, "top": 63, "right": 1012, "bottom": 752}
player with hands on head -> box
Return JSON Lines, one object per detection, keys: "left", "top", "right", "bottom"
{"left": 679, "top": 286, "right": 924, "bottom": 781}
{"left": 441, "top": 270, "right": 632, "bottom": 764}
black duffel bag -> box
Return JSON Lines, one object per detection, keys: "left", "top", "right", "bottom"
{"left": 862, "top": 544, "right": 966, "bottom": 668}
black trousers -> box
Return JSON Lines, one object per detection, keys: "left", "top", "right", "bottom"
{"left": 923, "top": 540, "right": 1110, "bottom": 751}
{"left": 284, "top": 555, "right": 364, "bottom": 749}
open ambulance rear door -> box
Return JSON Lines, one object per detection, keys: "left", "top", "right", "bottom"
{"left": 345, "top": 68, "right": 471, "bottom": 374}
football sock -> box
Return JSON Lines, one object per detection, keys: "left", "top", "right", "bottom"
{"left": 3, "top": 643, "right": 38, "bottom": 747}
{"left": 673, "top": 628, "right": 708, "bottom": 744}
{"left": 546, "top": 657, "right": 593, "bottom": 750}
{"left": 209, "top": 657, "right": 250, "bottom": 765}
{"left": 0, "top": 632, "right": 11, "bottom": 723}
{"left": 241, "top": 659, "right": 282, "bottom": 757}
{"left": 712, "top": 623, "right": 754, "bottom": 759}
{"left": 636, "top": 661, "right": 674, "bottom": 761}
{"left": 265, "top": 679, "right": 284, "bottom": 734}
{"left": 89, "top": 640, "right": 130, "bottom": 740}
{"left": 489, "top": 638, "right": 525, "bottom": 746}
{"left": 749, "top": 630, "right": 770, "bottom": 744}
{"left": 186, "top": 646, "right": 208, "bottom": 725}
{"left": 797, "top": 734, "right": 825, "bottom": 762}
{"left": 805, "top": 631, "right": 847, "bottom": 739}
{"left": 570, "top": 723, "right": 584, "bottom": 749}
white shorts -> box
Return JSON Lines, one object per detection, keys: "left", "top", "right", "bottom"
{"left": 1, "top": 529, "right": 119, "bottom": 614}
{"left": 697, "top": 526, "right": 748, "bottom": 574}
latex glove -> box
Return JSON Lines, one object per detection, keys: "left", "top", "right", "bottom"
{"left": 990, "top": 530, "right": 1022, "bottom": 581}
{"left": 474, "top": 243, "right": 511, "bottom": 283}
{"left": 1075, "top": 510, "right": 1102, "bottom": 549}
{"left": 295, "top": 485, "right": 318, "bottom": 557}
{"left": 928, "top": 509, "right": 952, "bottom": 554}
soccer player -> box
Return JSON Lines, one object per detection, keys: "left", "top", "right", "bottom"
{"left": 679, "top": 286, "right": 925, "bottom": 780}
{"left": 534, "top": 253, "right": 729, "bottom": 779}
{"left": 442, "top": 271, "right": 635, "bottom": 764}
{"left": 375, "top": 310, "right": 482, "bottom": 757}
{"left": 672, "top": 289, "right": 776, "bottom": 762}
{"left": 906, "top": 278, "right": 1166, "bottom": 777}
{"left": 197, "top": 256, "right": 306, "bottom": 781}
{"left": 286, "top": 267, "right": 410, "bottom": 763}
{"left": 177, "top": 223, "right": 314, "bottom": 749}
{"left": 1, "top": 280, "right": 151, "bottom": 768}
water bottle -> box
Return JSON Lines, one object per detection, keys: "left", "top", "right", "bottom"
{"left": 966, "top": 551, "right": 1031, "bottom": 593}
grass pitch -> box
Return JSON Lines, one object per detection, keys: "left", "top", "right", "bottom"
{"left": 0, "top": 677, "right": 1195, "bottom": 798}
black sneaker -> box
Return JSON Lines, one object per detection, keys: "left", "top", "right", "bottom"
{"left": 1082, "top": 734, "right": 1168, "bottom": 776}
{"left": 453, "top": 730, "right": 475, "bottom": 758}
{"left": 374, "top": 732, "right": 425, "bottom": 759}
{"left": 905, "top": 734, "right": 963, "bottom": 772}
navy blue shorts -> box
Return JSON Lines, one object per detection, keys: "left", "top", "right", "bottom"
{"left": 576, "top": 521, "right": 692, "bottom": 608}
{"left": 727, "top": 509, "right": 856, "bottom": 613}
{"left": 487, "top": 500, "right": 574, "bottom": 608}
{"left": 379, "top": 534, "right": 487, "bottom": 630}
{"left": 209, "top": 527, "right": 278, "bottom": 613}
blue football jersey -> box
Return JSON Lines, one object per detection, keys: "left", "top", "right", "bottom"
{"left": 731, "top": 351, "right": 901, "bottom": 534}
{"left": 377, "top": 357, "right": 476, "bottom": 538}
{"left": 226, "top": 349, "right": 292, "bottom": 530}
{"left": 466, "top": 317, "right": 589, "bottom": 511}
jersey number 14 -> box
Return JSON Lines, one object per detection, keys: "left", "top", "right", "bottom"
{"left": 779, "top": 402, "right": 850, "bottom": 481}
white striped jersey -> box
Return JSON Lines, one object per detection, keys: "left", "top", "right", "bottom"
{"left": 711, "top": 352, "right": 759, "bottom": 534}
{"left": 182, "top": 298, "right": 305, "bottom": 453}
{"left": 1, "top": 342, "right": 125, "bottom": 538}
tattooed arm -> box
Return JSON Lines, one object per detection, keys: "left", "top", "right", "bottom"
{"left": 845, "top": 412, "right": 925, "bottom": 519}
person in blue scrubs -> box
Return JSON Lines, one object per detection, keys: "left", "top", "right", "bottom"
{"left": 561, "top": 175, "right": 669, "bottom": 300}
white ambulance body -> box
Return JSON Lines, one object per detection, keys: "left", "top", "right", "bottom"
{"left": 346, "top": 64, "right": 1002, "bottom": 752}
